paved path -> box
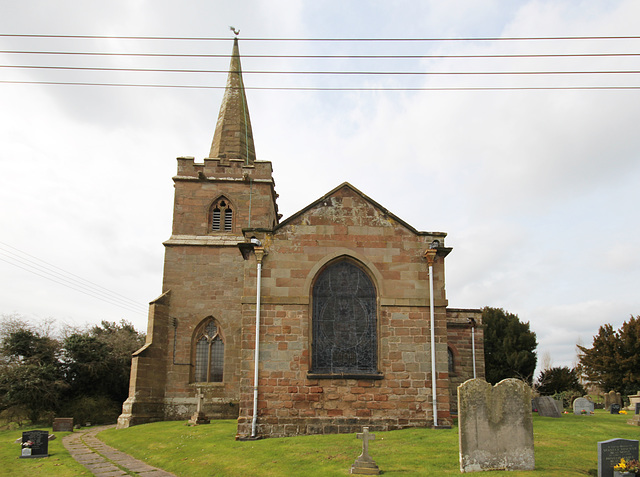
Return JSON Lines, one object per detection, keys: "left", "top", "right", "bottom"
{"left": 63, "top": 425, "right": 178, "bottom": 477}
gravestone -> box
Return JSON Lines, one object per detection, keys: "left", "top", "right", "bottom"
{"left": 533, "top": 396, "right": 561, "bottom": 418}
{"left": 458, "top": 378, "right": 535, "bottom": 472}
{"left": 629, "top": 404, "right": 640, "bottom": 426}
{"left": 573, "top": 397, "right": 595, "bottom": 415}
{"left": 597, "top": 438, "right": 639, "bottom": 477}
{"left": 20, "top": 430, "right": 49, "bottom": 458}
{"left": 52, "top": 417, "right": 74, "bottom": 432}
{"left": 610, "top": 404, "right": 621, "bottom": 415}
{"left": 605, "top": 390, "right": 622, "bottom": 411}
{"left": 350, "top": 427, "right": 380, "bottom": 475}
{"left": 188, "top": 391, "right": 210, "bottom": 425}
{"left": 554, "top": 398, "right": 564, "bottom": 415}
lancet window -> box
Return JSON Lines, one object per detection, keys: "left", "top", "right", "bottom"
{"left": 311, "top": 259, "right": 378, "bottom": 375}
{"left": 210, "top": 198, "right": 233, "bottom": 232}
{"left": 194, "top": 320, "right": 224, "bottom": 383}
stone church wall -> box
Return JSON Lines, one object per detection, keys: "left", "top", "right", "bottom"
{"left": 446, "top": 308, "right": 484, "bottom": 414}
{"left": 235, "top": 186, "right": 453, "bottom": 437}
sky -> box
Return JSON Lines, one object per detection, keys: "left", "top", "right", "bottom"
{"left": 1, "top": 0, "right": 639, "bottom": 377}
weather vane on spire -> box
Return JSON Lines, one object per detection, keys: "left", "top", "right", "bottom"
{"left": 230, "top": 26, "right": 240, "bottom": 36}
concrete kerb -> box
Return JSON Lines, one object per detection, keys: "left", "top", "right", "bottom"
{"left": 62, "top": 425, "right": 177, "bottom": 477}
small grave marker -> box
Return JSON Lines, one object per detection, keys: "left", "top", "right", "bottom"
{"left": 52, "top": 417, "right": 74, "bottom": 432}
{"left": 350, "top": 427, "right": 380, "bottom": 475}
{"left": 574, "top": 397, "right": 595, "bottom": 415}
{"left": 20, "top": 430, "right": 49, "bottom": 458}
{"left": 188, "top": 390, "right": 210, "bottom": 425}
{"left": 610, "top": 404, "right": 621, "bottom": 415}
{"left": 597, "top": 438, "right": 639, "bottom": 477}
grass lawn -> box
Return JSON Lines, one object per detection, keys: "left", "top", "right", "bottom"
{"left": 99, "top": 411, "right": 639, "bottom": 476}
{"left": 0, "top": 426, "right": 91, "bottom": 476}
{"left": 2, "top": 411, "right": 638, "bottom": 476}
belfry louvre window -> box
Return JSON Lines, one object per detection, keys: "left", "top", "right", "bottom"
{"left": 194, "top": 321, "right": 224, "bottom": 382}
{"left": 312, "top": 260, "right": 377, "bottom": 375}
{"left": 211, "top": 199, "right": 233, "bottom": 232}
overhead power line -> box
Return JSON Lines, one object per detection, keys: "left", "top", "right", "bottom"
{"left": 2, "top": 33, "right": 640, "bottom": 41}
{"left": 2, "top": 50, "right": 640, "bottom": 60}
{"left": 2, "top": 80, "right": 639, "bottom": 91}
{"left": 3, "top": 64, "right": 640, "bottom": 76}
{"left": 0, "top": 241, "right": 148, "bottom": 316}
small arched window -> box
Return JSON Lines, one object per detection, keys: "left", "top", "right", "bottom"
{"left": 210, "top": 198, "right": 233, "bottom": 232}
{"left": 194, "top": 320, "right": 224, "bottom": 383}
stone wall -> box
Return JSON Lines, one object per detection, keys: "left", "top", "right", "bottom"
{"left": 446, "top": 308, "right": 484, "bottom": 414}
{"left": 236, "top": 185, "right": 454, "bottom": 437}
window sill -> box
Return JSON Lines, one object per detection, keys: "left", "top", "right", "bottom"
{"left": 307, "top": 373, "right": 384, "bottom": 380}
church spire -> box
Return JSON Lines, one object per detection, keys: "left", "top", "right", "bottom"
{"left": 208, "top": 37, "right": 256, "bottom": 164}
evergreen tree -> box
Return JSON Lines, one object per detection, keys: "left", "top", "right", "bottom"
{"left": 483, "top": 307, "right": 538, "bottom": 385}
{"left": 578, "top": 315, "right": 640, "bottom": 394}
{"left": 537, "top": 366, "right": 585, "bottom": 396}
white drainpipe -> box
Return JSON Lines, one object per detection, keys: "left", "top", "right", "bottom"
{"left": 251, "top": 246, "right": 265, "bottom": 438}
{"left": 424, "top": 245, "right": 438, "bottom": 427}
{"left": 471, "top": 325, "right": 477, "bottom": 379}
{"left": 428, "top": 260, "right": 437, "bottom": 427}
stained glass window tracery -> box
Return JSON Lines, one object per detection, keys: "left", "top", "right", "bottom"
{"left": 311, "top": 260, "right": 377, "bottom": 375}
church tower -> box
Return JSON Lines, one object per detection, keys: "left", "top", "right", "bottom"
{"left": 119, "top": 36, "right": 484, "bottom": 435}
{"left": 117, "top": 38, "right": 278, "bottom": 428}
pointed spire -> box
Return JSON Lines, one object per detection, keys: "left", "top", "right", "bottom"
{"left": 208, "top": 38, "right": 256, "bottom": 164}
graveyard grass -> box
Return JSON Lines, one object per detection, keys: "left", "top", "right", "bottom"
{"left": 0, "top": 428, "right": 90, "bottom": 476}
{"left": 2, "top": 411, "right": 638, "bottom": 476}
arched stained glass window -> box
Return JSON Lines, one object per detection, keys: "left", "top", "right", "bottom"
{"left": 312, "top": 260, "right": 377, "bottom": 375}
{"left": 194, "top": 321, "right": 224, "bottom": 383}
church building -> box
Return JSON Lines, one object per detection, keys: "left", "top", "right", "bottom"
{"left": 117, "top": 38, "right": 484, "bottom": 438}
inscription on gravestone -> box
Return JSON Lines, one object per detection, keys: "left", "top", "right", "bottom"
{"left": 20, "top": 430, "right": 49, "bottom": 458}
{"left": 597, "top": 439, "right": 639, "bottom": 477}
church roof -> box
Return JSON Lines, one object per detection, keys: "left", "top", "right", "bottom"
{"left": 208, "top": 38, "right": 256, "bottom": 164}
{"left": 276, "top": 182, "right": 448, "bottom": 240}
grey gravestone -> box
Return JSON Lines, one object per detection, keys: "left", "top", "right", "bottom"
{"left": 20, "top": 430, "right": 49, "bottom": 458}
{"left": 605, "top": 391, "right": 622, "bottom": 410}
{"left": 573, "top": 397, "right": 595, "bottom": 415}
{"left": 597, "top": 439, "right": 639, "bottom": 477}
{"left": 635, "top": 403, "right": 640, "bottom": 415}
{"left": 554, "top": 398, "right": 564, "bottom": 415}
{"left": 52, "top": 417, "right": 74, "bottom": 432}
{"left": 350, "top": 427, "right": 380, "bottom": 475}
{"left": 533, "top": 396, "right": 562, "bottom": 418}
{"left": 610, "top": 404, "right": 621, "bottom": 414}
{"left": 458, "top": 378, "right": 535, "bottom": 472}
